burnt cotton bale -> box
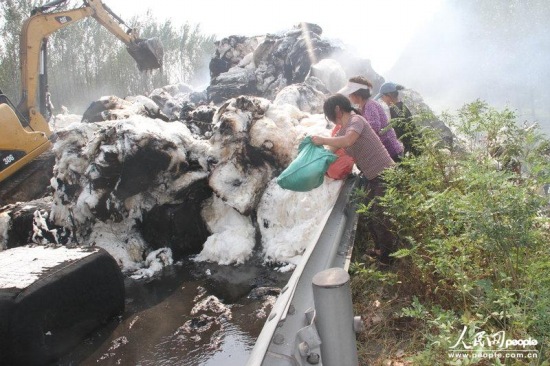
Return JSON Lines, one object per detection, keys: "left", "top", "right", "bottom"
{"left": 50, "top": 117, "right": 212, "bottom": 246}
{"left": 139, "top": 179, "right": 213, "bottom": 260}
{"left": 0, "top": 197, "right": 71, "bottom": 250}
{"left": 113, "top": 144, "right": 172, "bottom": 201}
{"left": 207, "top": 68, "right": 258, "bottom": 104}
{"left": 81, "top": 95, "right": 163, "bottom": 123}
{"left": 206, "top": 23, "right": 337, "bottom": 104}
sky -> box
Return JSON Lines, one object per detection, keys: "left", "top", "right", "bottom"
{"left": 107, "top": 0, "right": 442, "bottom": 75}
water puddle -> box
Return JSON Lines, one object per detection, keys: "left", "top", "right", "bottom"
{"left": 57, "top": 258, "right": 291, "bottom": 365}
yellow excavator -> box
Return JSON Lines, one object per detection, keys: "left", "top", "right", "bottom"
{"left": 0, "top": 0, "right": 163, "bottom": 187}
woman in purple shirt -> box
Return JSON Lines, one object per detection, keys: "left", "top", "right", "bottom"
{"left": 338, "top": 76, "right": 404, "bottom": 161}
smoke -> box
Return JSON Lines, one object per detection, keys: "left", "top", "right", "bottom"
{"left": 188, "top": 50, "right": 214, "bottom": 92}
{"left": 387, "top": 0, "right": 550, "bottom": 133}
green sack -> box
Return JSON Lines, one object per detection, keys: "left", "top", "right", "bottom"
{"left": 277, "top": 136, "right": 337, "bottom": 192}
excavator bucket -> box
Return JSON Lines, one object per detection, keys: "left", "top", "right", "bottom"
{"left": 127, "top": 37, "right": 164, "bottom": 71}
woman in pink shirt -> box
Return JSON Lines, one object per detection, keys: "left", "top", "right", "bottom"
{"left": 338, "top": 76, "right": 404, "bottom": 161}
{"left": 312, "top": 94, "right": 397, "bottom": 264}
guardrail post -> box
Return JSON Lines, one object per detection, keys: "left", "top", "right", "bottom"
{"left": 312, "top": 267, "right": 359, "bottom": 366}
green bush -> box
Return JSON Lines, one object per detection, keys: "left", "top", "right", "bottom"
{"left": 354, "top": 101, "right": 550, "bottom": 364}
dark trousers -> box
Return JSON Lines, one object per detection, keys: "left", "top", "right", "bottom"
{"left": 363, "top": 176, "right": 397, "bottom": 263}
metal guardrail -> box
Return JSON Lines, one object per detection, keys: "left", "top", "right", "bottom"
{"left": 246, "top": 176, "right": 360, "bottom": 366}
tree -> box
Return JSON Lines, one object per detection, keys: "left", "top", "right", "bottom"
{"left": 0, "top": 0, "right": 34, "bottom": 101}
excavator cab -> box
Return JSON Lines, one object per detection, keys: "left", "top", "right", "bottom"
{"left": 0, "top": 93, "right": 51, "bottom": 184}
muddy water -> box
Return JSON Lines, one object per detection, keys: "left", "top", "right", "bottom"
{"left": 57, "top": 257, "right": 291, "bottom": 366}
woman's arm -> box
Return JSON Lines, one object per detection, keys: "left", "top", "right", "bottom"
{"left": 311, "top": 130, "right": 360, "bottom": 149}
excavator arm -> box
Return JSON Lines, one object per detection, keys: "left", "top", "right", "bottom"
{"left": 0, "top": 0, "right": 163, "bottom": 184}
{"left": 19, "top": 0, "right": 163, "bottom": 134}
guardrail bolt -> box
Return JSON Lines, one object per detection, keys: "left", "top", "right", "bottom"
{"left": 307, "top": 352, "right": 320, "bottom": 364}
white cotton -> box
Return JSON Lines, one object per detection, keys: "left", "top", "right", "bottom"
{"left": 167, "top": 171, "right": 210, "bottom": 197}
{"left": 0, "top": 212, "right": 11, "bottom": 251}
{"left": 72, "top": 186, "right": 100, "bottom": 223}
{"left": 275, "top": 263, "right": 298, "bottom": 273}
{"left": 209, "top": 161, "right": 272, "bottom": 215}
{"left": 308, "top": 58, "right": 347, "bottom": 93}
{"left": 272, "top": 84, "right": 326, "bottom": 114}
{"left": 130, "top": 248, "right": 173, "bottom": 279}
{"left": 191, "top": 295, "right": 231, "bottom": 318}
{"left": 31, "top": 210, "right": 59, "bottom": 245}
{"left": 125, "top": 95, "right": 160, "bottom": 114}
{"left": 237, "top": 52, "right": 255, "bottom": 68}
{"left": 257, "top": 178, "right": 343, "bottom": 265}
{"left": 212, "top": 109, "right": 251, "bottom": 135}
{"left": 265, "top": 103, "right": 306, "bottom": 129}
{"left": 249, "top": 114, "right": 298, "bottom": 167}
{"left": 273, "top": 86, "right": 302, "bottom": 109}
{"left": 294, "top": 113, "right": 332, "bottom": 138}
{"left": 193, "top": 196, "right": 255, "bottom": 265}
{"left": 85, "top": 221, "right": 147, "bottom": 272}
{"left": 49, "top": 113, "right": 81, "bottom": 131}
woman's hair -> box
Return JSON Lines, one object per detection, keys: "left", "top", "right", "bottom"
{"left": 323, "top": 94, "right": 360, "bottom": 122}
{"left": 349, "top": 76, "right": 372, "bottom": 99}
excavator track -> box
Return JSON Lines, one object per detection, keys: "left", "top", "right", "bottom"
{"left": 0, "top": 150, "right": 55, "bottom": 207}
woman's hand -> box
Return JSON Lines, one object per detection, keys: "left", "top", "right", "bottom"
{"left": 311, "top": 136, "right": 325, "bottom": 145}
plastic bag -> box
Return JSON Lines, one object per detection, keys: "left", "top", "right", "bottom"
{"left": 277, "top": 136, "right": 337, "bottom": 192}
{"left": 325, "top": 124, "right": 355, "bottom": 180}
{"left": 326, "top": 148, "right": 355, "bottom": 180}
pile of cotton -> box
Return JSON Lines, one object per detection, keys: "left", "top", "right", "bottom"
{"left": 4, "top": 90, "right": 337, "bottom": 278}
{"left": 3, "top": 21, "right": 387, "bottom": 278}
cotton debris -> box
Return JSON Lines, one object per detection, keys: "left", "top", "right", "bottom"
{"left": 4, "top": 91, "right": 345, "bottom": 279}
